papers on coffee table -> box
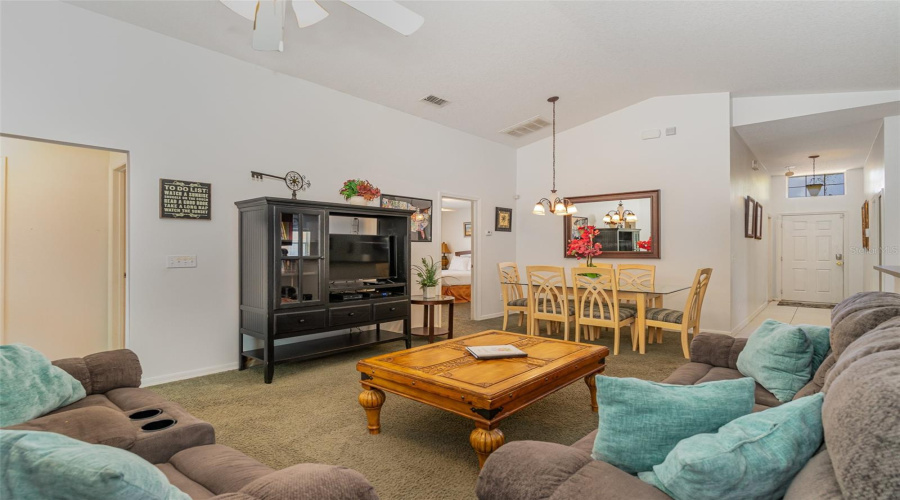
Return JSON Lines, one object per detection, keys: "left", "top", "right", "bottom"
{"left": 465, "top": 345, "right": 527, "bottom": 360}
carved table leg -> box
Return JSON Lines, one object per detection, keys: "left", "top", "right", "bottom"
{"left": 358, "top": 387, "right": 386, "bottom": 435}
{"left": 585, "top": 373, "right": 598, "bottom": 413}
{"left": 470, "top": 426, "right": 505, "bottom": 469}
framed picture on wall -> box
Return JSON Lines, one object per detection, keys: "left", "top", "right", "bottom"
{"left": 754, "top": 202, "right": 763, "bottom": 240}
{"left": 744, "top": 196, "right": 756, "bottom": 239}
{"left": 380, "top": 194, "right": 433, "bottom": 242}
{"left": 495, "top": 207, "right": 512, "bottom": 232}
{"left": 463, "top": 222, "right": 472, "bottom": 237}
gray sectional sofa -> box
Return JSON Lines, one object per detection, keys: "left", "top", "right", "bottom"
{"left": 476, "top": 292, "right": 900, "bottom": 499}
{"left": 3, "top": 349, "right": 378, "bottom": 500}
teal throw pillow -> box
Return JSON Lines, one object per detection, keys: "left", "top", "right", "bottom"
{"left": 591, "top": 376, "right": 755, "bottom": 474}
{"left": 0, "top": 430, "right": 190, "bottom": 500}
{"left": 797, "top": 325, "right": 830, "bottom": 373}
{"left": 639, "top": 392, "right": 825, "bottom": 500}
{"left": 736, "top": 319, "right": 814, "bottom": 402}
{"left": 0, "top": 344, "right": 86, "bottom": 427}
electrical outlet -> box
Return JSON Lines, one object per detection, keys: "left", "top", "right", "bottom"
{"left": 665, "top": 127, "right": 677, "bottom": 136}
{"left": 166, "top": 255, "right": 197, "bottom": 268}
{"left": 485, "top": 230, "right": 493, "bottom": 236}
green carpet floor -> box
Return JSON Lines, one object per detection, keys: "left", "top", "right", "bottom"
{"left": 150, "top": 304, "right": 688, "bottom": 500}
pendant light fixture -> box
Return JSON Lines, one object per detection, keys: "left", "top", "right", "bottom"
{"left": 533, "top": 96, "right": 577, "bottom": 216}
{"left": 806, "top": 155, "right": 824, "bottom": 196}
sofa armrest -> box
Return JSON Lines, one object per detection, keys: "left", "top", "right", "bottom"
{"left": 228, "top": 464, "right": 379, "bottom": 500}
{"left": 689, "top": 333, "right": 748, "bottom": 370}
{"left": 476, "top": 441, "right": 670, "bottom": 500}
{"left": 53, "top": 349, "right": 142, "bottom": 395}
{"left": 4, "top": 406, "right": 135, "bottom": 450}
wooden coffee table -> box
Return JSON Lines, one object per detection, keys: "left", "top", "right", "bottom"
{"left": 356, "top": 330, "right": 608, "bottom": 467}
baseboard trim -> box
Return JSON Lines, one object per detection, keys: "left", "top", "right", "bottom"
{"left": 731, "top": 301, "right": 770, "bottom": 334}
{"left": 141, "top": 362, "right": 238, "bottom": 387}
{"left": 477, "top": 311, "right": 504, "bottom": 321}
{"left": 700, "top": 328, "right": 733, "bottom": 336}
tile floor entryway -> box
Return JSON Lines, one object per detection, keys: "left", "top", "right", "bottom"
{"left": 735, "top": 301, "right": 832, "bottom": 338}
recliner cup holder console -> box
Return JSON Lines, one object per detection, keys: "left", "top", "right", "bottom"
{"left": 141, "top": 419, "right": 177, "bottom": 432}
{"left": 129, "top": 409, "right": 163, "bottom": 420}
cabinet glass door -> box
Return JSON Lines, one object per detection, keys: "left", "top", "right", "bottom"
{"left": 277, "top": 209, "right": 324, "bottom": 307}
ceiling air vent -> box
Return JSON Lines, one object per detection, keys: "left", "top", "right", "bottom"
{"left": 421, "top": 95, "right": 450, "bottom": 107}
{"left": 499, "top": 116, "right": 550, "bottom": 138}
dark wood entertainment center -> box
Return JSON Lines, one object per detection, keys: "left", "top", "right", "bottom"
{"left": 235, "top": 197, "right": 414, "bottom": 383}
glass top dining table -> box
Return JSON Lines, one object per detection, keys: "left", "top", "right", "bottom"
{"left": 502, "top": 280, "right": 692, "bottom": 353}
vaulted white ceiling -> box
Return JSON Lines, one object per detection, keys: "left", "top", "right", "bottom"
{"left": 68, "top": 1, "right": 900, "bottom": 147}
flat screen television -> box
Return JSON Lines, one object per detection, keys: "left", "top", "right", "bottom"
{"left": 329, "top": 234, "right": 396, "bottom": 281}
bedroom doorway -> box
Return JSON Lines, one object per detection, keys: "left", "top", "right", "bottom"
{"left": 441, "top": 196, "right": 474, "bottom": 321}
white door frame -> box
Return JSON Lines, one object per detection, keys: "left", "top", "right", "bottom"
{"left": 439, "top": 192, "right": 481, "bottom": 320}
{"left": 775, "top": 211, "right": 848, "bottom": 301}
{"left": 109, "top": 164, "right": 127, "bottom": 350}
{"left": 1, "top": 133, "right": 130, "bottom": 349}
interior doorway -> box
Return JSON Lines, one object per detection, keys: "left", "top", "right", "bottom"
{"left": 781, "top": 213, "right": 845, "bottom": 304}
{"left": 0, "top": 135, "right": 128, "bottom": 358}
{"left": 440, "top": 196, "right": 475, "bottom": 320}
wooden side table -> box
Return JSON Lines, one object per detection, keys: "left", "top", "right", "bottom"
{"left": 410, "top": 295, "right": 455, "bottom": 343}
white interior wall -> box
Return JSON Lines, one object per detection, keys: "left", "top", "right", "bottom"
{"left": 882, "top": 116, "right": 900, "bottom": 293}
{"left": 1, "top": 1, "right": 516, "bottom": 383}
{"left": 440, "top": 207, "right": 471, "bottom": 257}
{"left": 0, "top": 137, "right": 112, "bottom": 359}
{"left": 729, "top": 130, "right": 770, "bottom": 331}
{"left": 516, "top": 93, "right": 734, "bottom": 332}
{"left": 863, "top": 124, "right": 885, "bottom": 291}
{"left": 768, "top": 167, "right": 866, "bottom": 300}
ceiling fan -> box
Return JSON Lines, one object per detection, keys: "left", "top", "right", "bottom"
{"left": 220, "top": 0, "right": 424, "bottom": 51}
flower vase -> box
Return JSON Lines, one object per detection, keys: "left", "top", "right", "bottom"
{"left": 348, "top": 196, "right": 369, "bottom": 206}
{"left": 422, "top": 286, "right": 437, "bottom": 299}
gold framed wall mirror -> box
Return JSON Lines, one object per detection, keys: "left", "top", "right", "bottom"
{"left": 563, "top": 190, "right": 660, "bottom": 259}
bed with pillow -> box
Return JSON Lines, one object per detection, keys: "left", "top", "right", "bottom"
{"left": 442, "top": 252, "right": 472, "bottom": 303}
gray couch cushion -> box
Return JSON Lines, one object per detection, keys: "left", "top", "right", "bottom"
{"left": 793, "top": 351, "right": 835, "bottom": 400}
{"left": 688, "top": 334, "right": 747, "bottom": 370}
{"left": 476, "top": 441, "right": 670, "bottom": 500}
{"left": 822, "top": 327, "right": 900, "bottom": 498}
{"left": 663, "top": 364, "right": 781, "bottom": 409}
{"left": 4, "top": 406, "right": 135, "bottom": 450}
{"left": 830, "top": 291, "right": 900, "bottom": 359}
{"left": 824, "top": 317, "right": 900, "bottom": 393}
{"left": 784, "top": 446, "right": 842, "bottom": 500}
{"left": 166, "top": 444, "right": 273, "bottom": 496}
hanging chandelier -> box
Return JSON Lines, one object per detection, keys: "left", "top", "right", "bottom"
{"left": 807, "top": 155, "right": 824, "bottom": 196}
{"left": 533, "top": 96, "right": 577, "bottom": 216}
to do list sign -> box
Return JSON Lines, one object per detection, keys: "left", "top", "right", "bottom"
{"left": 160, "top": 179, "right": 211, "bottom": 220}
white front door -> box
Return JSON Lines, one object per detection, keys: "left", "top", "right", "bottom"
{"left": 782, "top": 214, "right": 844, "bottom": 303}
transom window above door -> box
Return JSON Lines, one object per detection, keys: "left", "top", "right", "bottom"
{"left": 787, "top": 173, "right": 845, "bottom": 198}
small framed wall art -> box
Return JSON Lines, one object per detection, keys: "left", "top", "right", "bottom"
{"left": 495, "top": 207, "right": 512, "bottom": 232}
{"left": 160, "top": 179, "right": 211, "bottom": 220}
{"left": 754, "top": 202, "right": 763, "bottom": 240}
{"left": 744, "top": 196, "right": 755, "bottom": 238}
{"left": 380, "top": 194, "right": 433, "bottom": 242}
{"left": 463, "top": 222, "right": 472, "bottom": 237}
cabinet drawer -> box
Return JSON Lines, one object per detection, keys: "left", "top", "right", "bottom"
{"left": 329, "top": 304, "right": 372, "bottom": 327}
{"left": 275, "top": 309, "right": 326, "bottom": 335}
{"left": 374, "top": 300, "right": 409, "bottom": 321}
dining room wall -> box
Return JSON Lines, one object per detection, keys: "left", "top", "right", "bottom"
{"left": 515, "top": 93, "right": 734, "bottom": 333}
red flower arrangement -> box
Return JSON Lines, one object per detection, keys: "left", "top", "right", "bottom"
{"left": 567, "top": 226, "right": 603, "bottom": 266}
{"left": 339, "top": 179, "right": 381, "bottom": 201}
{"left": 637, "top": 237, "right": 652, "bottom": 252}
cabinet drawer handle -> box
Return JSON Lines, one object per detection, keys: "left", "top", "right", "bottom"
{"left": 348, "top": 312, "right": 356, "bottom": 317}
{"left": 389, "top": 307, "right": 397, "bottom": 311}
{"left": 298, "top": 319, "right": 306, "bottom": 323}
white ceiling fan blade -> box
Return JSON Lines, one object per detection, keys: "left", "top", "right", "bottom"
{"left": 340, "top": 0, "right": 424, "bottom": 36}
{"left": 292, "top": 0, "right": 329, "bottom": 28}
{"left": 252, "top": 0, "right": 287, "bottom": 51}
{"left": 220, "top": 0, "right": 259, "bottom": 21}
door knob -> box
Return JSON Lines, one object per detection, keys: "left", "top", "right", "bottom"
{"left": 836, "top": 261, "right": 844, "bottom": 267}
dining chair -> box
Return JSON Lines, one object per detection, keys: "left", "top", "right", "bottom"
{"left": 571, "top": 267, "right": 635, "bottom": 354}
{"left": 643, "top": 268, "right": 713, "bottom": 358}
{"left": 497, "top": 262, "right": 528, "bottom": 331}
{"left": 526, "top": 266, "right": 575, "bottom": 340}
{"left": 616, "top": 264, "right": 659, "bottom": 347}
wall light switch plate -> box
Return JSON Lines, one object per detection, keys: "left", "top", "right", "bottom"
{"left": 665, "top": 127, "right": 677, "bottom": 136}
{"left": 166, "top": 255, "right": 197, "bottom": 268}
{"left": 641, "top": 129, "right": 661, "bottom": 140}
{"left": 485, "top": 230, "right": 493, "bottom": 236}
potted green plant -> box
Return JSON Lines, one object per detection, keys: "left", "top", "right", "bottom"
{"left": 412, "top": 256, "right": 440, "bottom": 298}
{"left": 339, "top": 179, "right": 381, "bottom": 206}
